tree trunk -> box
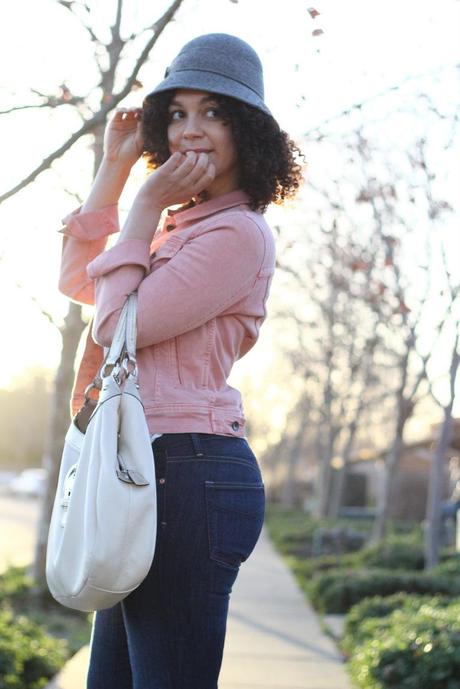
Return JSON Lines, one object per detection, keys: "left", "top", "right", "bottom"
{"left": 372, "top": 392, "right": 413, "bottom": 541}
{"left": 372, "top": 436, "right": 402, "bottom": 541}
{"left": 425, "top": 411, "right": 452, "bottom": 569}
{"left": 315, "top": 422, "right": 335, "bottom": 518}
{"left": 280, "top": 423, "right": 307, "bottom": 508}
{"left": 329, "top": 416, "right": 359, "bottom": 518}
{"left": 31, "top": 304, "right": 86, "bottom": 589}
{"left": 31, "top": 110, "right": 105, "bottom": 592}
{"left": 425, "top": 343, "right": 459, "bottom": 569}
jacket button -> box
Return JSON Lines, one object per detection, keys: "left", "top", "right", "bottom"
{"left": 166, "top": 223, "right": 175, "bottom": 232}
{"left": 231, "top": 421, "right": 240, "bottom": 431}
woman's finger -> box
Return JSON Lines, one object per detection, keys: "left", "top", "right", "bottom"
{"left": 193, "top": 162, "right": 216, "bottom": 193}
{"left": 177, "top": 152, "right": 211, "bottom": 187}
{"left": 167, "top": 151, "right": 196, "bottom": 175}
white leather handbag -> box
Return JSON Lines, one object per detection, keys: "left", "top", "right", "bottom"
{"left": 46, "top": 292, "right": 157, "bottom": 612}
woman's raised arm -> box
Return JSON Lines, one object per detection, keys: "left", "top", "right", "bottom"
{"left": 58, "top": 108, "right": 144, "bottom": 304}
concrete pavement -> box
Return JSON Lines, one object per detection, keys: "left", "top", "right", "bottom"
{"left": 46, "top": 524, "right": 352, "bottom": 689}
{"left": 0, "top": 494, "right": 39, "bottom": 573}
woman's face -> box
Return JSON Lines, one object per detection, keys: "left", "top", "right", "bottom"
{"left": 167, "top": 89, "right": 240, "bottom": 199}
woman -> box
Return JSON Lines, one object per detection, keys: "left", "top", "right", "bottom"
{"left": 58, "top": 33, "right": 303, "bottom": 689}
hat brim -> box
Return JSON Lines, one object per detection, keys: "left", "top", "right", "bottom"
{"left": 146, "top": 70, "right": 272, "bottom": 116}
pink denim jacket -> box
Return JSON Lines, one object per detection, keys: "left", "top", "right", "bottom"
{"left": 58, "top": 189, "right": 276, "bottom": 438}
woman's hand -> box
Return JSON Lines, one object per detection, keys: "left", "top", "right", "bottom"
{"left": 103, "top": 107, "right": 144, "bottom": 168}
{"left": 136, "top": 151, "right": 216, "bottom": 212}
{"left": 115, "top": 151, "right": 216, "bottom": 244}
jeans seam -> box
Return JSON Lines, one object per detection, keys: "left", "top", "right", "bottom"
{"left": 167, "top": 457, "right": 261, "bottom": 478}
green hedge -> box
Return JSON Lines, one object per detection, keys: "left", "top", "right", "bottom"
{"left": 0, "top": 608, "right": 69, "bottom": 689}
{"left": 433, "top": 554, "right": 460, "bottom": 577}
{"left": 288, "top": 535, "right": 428, "bottom": 580}
{"left": 347, "top": 599, "right": 460, "bottom": 689}
{"left": 354, "top": 536, "right": 425, "bottom": 571}
{"left": 263, "top": 505, "right": 372, "bottom": 557}
{"left": 307, "top": 568, "right": 460, "bottom": 613}
{"left": 342, "top": 593, "right": 455, "bottom": 654}
{"left": 0, "top": 566, "right": 33, "bottom": 604}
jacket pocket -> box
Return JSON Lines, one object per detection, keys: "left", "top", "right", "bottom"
{"left": 205, "top": 480, "right": 265, "bottom": 571}
{"left": 150, "top": 235, "right": 186, "bottom": 268}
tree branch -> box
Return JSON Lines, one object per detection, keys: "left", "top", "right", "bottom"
{"left": 0, "top": 0, "right": 186, "bottom": 206}
{"left": 0, "top": 86, "right": 86, "bottom": 116}
{"left": 56, "top": 0, "right": 101, "bottom": 45}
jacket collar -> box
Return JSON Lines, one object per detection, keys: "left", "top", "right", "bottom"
{"left": 163, "top": 189, "right": 251, "bottom": 232}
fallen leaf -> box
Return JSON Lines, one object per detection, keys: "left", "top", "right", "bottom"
{"left": 308, "top": 7, "right": 320, "bottom": 18}
{"left": 312, "top": 28, "right": 324, "bottom": 36}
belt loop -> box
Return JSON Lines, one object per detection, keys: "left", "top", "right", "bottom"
{"left": 190, "top": 433, "right": 205, "bottom": 457}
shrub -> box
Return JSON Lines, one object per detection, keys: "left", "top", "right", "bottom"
{"left": 264, "top": 507, "right": 319, "bottom": 556}
{"left": 433, "top": 554, "right": 460, "bottom": 578}
{"left": 342, "top": 593, "right": 455, "bottom": 655}
{"left": 0, "top": 608, "right": 69, "bottom": 689}
{"left": 0, "top": 566, "right": 33, "bottom": 604}
{"left": 291, "top": 536, "right": 425, "bottom": 578}
{"left": 264, "top": 506, "right": 371, "bottom": 557}
{"left": 307, "top": 568, "right": 460, "bottom": 613}
{"left": 355, "top": 535, "right": 425, "bottom": 571}
{"left": 348, "top": 601, "right": 460, "bottom": 689}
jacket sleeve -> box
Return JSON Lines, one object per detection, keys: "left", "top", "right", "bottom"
{"left": 57, "top": 204, "right": 120, "bottom": 305}
{"left": 87, "top": 215, "right": 267, "bottom": 349}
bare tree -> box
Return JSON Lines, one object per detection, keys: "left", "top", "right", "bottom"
{"left": 268, "top": 67, "right": 459, "bottom": 522}
{"left": 425, "top": 323, "right": 460, "bottom": 569}
{"left": 0, "top": 0, "right": 185, "bottom": 204}
{"left": 421, "top": 135, "right": 460, "bottom": 567}
{"left": 273, "top": 191, "right": 399, "bottom": 519}
{"left": 3, "top": 0, "right": 187, "bottom": 592}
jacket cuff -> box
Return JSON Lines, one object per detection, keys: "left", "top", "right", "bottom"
{"left": 86, "top": 239, "right": 151, "bottom": 279}
{"left": 58, "top": 204, "right": 120, "bottom": 240}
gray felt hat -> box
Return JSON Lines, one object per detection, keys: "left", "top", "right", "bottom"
{"left": 147, "top": 33, "right": 272, "bottom": 116}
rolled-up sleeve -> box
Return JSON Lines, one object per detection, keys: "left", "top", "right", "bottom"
{"left": 88, "top": 216, "right": 267, "bottom": 349}
{"left": 58, "top": 204, "right": 120, "bottom": 305}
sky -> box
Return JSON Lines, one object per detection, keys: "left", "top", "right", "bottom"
{"left": 0, "top": 0, "right": 459, "bottom": 446}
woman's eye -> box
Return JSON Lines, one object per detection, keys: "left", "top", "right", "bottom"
{"left": 167, "top": 107, "right": 222, "bottom": 122}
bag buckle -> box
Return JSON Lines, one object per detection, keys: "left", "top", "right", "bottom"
{"left": 116, "top": 468, "right": 149, "bottom": 486}
{"left": 116, "top": 453, "right": 149, "bottom": 485}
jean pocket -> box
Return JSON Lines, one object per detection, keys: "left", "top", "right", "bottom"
{"left": 205, "top": 481, "right": 265, "bottom": 572}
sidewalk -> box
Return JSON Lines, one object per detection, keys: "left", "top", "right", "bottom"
{"left": 47, "top": 524, "right": 352, "bottom": 689}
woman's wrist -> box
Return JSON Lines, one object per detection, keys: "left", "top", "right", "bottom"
{"left": 100, "top": 155, "right": 134, "bottom": 175}
{"left": 134, "top": 188, "right": 165, "bottom": 216}
{"left": 116, "top": 199, "right": 162, "bottom": 244}
{"left": 81, "top": 158, "right": 133, "bottom": 213}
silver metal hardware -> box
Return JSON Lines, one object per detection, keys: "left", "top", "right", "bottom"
{"left": 60, "top": 464, "right": 78, "bottom": 527}
{"left": 116, "top": 453, "right": 149, "bottom": 486}
{"left": 116, "top": 468, "right": 150, "bottom": 486}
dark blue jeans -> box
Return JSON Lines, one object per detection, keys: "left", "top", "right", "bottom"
{"left": 86, "top": 432, "right": 265, "bottom": 689}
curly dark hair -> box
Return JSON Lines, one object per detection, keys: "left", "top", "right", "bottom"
{"left": 141, "top": 90, "right": 305, "bottom": 213}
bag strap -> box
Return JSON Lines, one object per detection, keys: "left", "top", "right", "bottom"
{"left": 84, "top": 292, "right": 138, "bottom": 401}
{"left": 124, "top": 292, "right": 137, "bottom": 362}
{"left": 104, "top": 298, "right": 130, "bottom": 366}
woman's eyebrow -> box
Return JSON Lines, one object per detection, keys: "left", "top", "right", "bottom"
{"left": 169, "top": 96, "right": 218, "bottom": 107}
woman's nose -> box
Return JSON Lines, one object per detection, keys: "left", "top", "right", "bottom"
{"left": 182, "top": 115, "right": 204, "bottom": 138}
